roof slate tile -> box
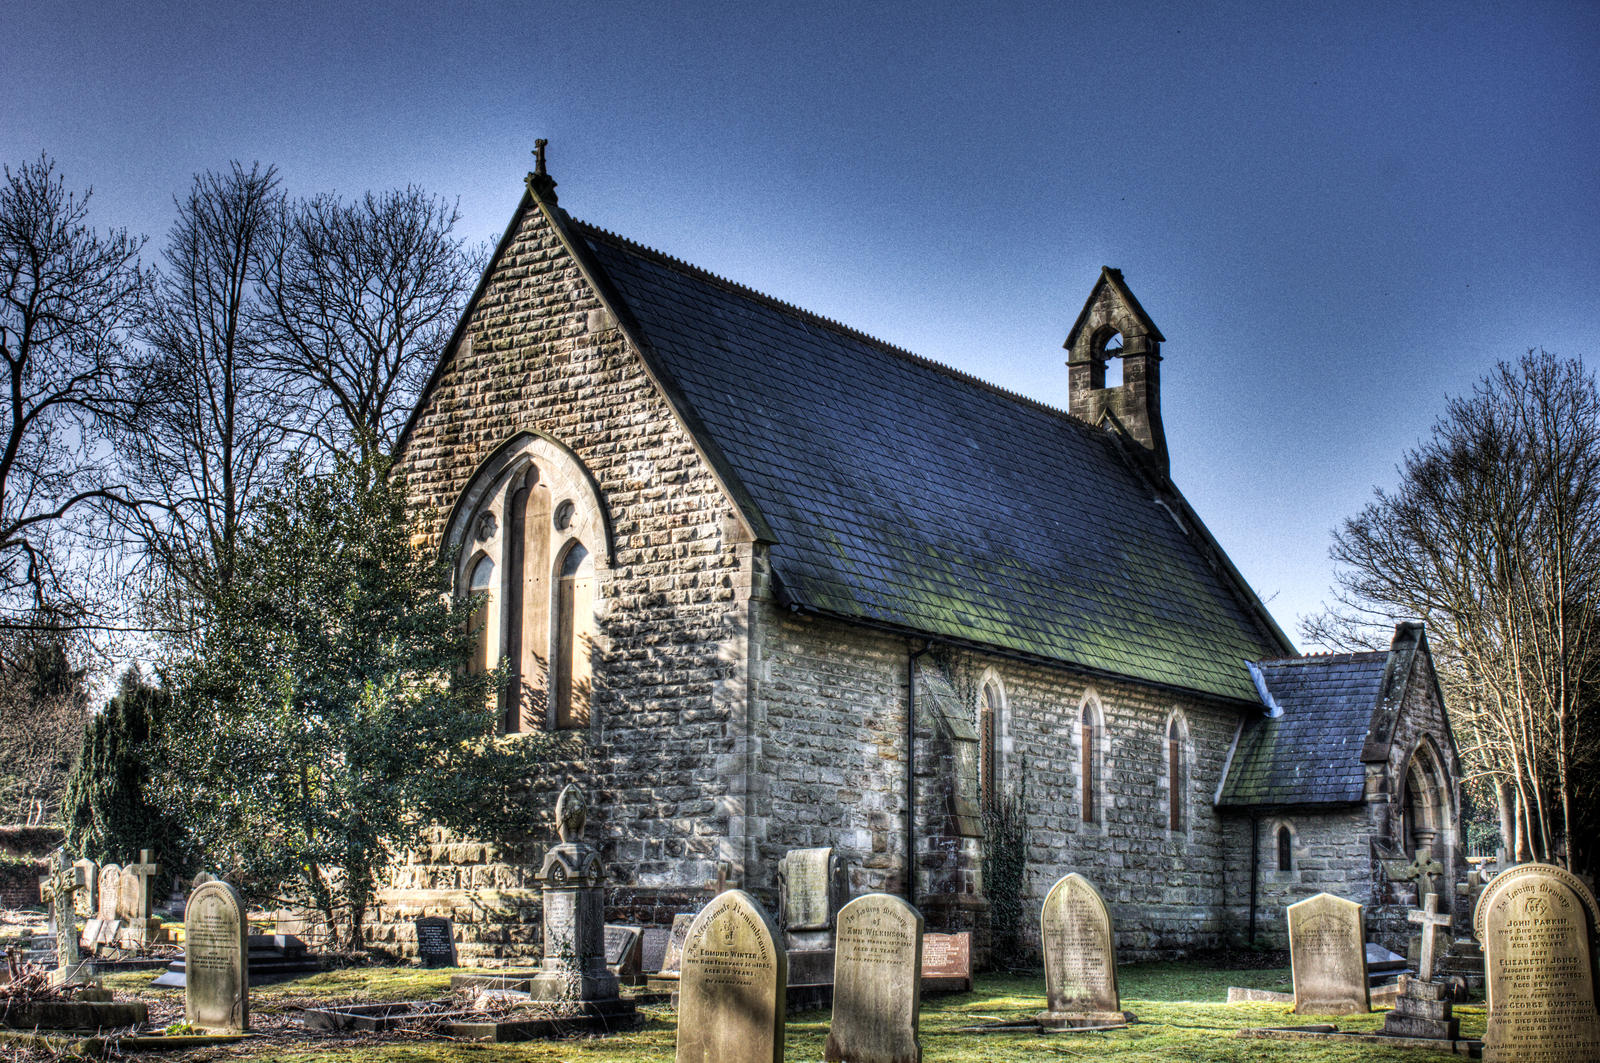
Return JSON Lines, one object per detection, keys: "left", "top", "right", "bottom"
{"left": 580, "top": 224, "right": 1287, "bottom": 703}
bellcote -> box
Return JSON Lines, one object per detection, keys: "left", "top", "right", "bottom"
{"left": 1065, "top": 267, "right": 1168, "bottom": 478}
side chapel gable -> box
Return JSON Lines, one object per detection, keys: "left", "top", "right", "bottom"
{"left": 1360, "top": 622, "right": 1460, "bottom": 768}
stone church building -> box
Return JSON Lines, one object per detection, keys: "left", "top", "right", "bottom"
{"left": 377, "top": 158, "right": 1463, "bottom": 964}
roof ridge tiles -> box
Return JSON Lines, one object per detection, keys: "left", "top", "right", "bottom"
{"left": 1257, "top": 650, "right": 1388, "bottom": 664}
{"left": 575, "top": 219, "right": 1095, "bottom": 430}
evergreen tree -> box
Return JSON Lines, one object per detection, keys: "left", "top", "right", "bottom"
{"left": 162, "top": 454, "right": 543, "bottom": 948}
{"left": 63, "top": 668, "right": 181, "bottom": 872}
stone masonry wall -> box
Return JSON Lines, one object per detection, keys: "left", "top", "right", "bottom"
{"left": 376, "top": 194, "right": 755, "bottom": 964}
{"left": 756, "top": 605, "right": 1251, "bottom": 963}
{"left": 1218, "top": 807, "right": 1372, "bottom": 948}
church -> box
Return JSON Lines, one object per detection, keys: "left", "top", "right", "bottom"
{"left": 377, "top": 153, "right": 1464, "bottom": 965}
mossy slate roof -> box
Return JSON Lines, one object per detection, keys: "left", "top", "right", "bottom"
{"left": 1217, "top": 653, "right": 1388, "bottom": 807}
{"left": 579, "top": 224, "right": 1288, "bottom": 703}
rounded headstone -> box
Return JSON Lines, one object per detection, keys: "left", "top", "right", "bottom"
{"left": 1474, "top": 862, "right": 1600, "bottom": 1062}
{"left": 184, "top": 879, "right": 249, "bottom": 1033}
{"left": 96, "top": 865, "right": 121, "bottom": 922}
{"left": 677, "top": 889, "right": 785, "bottom": 1063}
{"left": 824, "top": 893, "right": 924, "bottom": 1063}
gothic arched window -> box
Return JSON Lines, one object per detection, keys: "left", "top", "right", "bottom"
{"left": 467, "top": 555, "right": 496, "bottom": 676}
{"left": 554, "top": 541, "right": 594, "bottom": 729}
{"left": 1167, "top": 713, "right": 1188, "bottom": 832}
{"left": 445, "top": 433, "right": 612, "bottom": 736}
{"left": 979, "top": 681, "right": 1001, "bottom": 814}
{"left": 1276, "top": 824, "right": 1293, "bottom": 872}
{"left": 1081, "top": 702, "right": 1101, "bottom": 825}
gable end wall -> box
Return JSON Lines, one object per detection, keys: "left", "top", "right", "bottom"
{"left": 378, "top": 199, "right": 757, "bottom": 964}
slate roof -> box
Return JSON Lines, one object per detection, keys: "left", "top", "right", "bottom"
{"left": 574, "top": 221, "right": 1290, "bottom": 703}
{"left": 1217, "top": 653, "right": 1389, "bottom": 807}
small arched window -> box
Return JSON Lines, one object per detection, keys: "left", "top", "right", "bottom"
{"left": 553, "top": 541, "right": 594, "bottom": 729}
{"left": 1167, "top": 715, "right": 1187, "bottom": 832}
{"left": 979, "top": 682, "right": 1001, "bottom": 813}
{"left": 1081, "top": 703, "right": 1100, "bottom": 825}
{"left": 467, "top": 555, "right": 496, "bottom": 676}
{"left": 1276, "top": 824, "right": 1293, "bottom": 872}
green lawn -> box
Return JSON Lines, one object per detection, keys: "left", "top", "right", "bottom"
{"left": 97, "top": 964, "right": 1485, "bottom": 1062}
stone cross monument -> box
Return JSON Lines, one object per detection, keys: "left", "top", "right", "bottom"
{"left": 1381, "top": 892, "right": 1459, "bottom": 1040}
{"left": 40, "top": 850, "right": 87, "bottom": 982}
{"left": 1409, "top": 891, "right": 1452, "bottom": 982}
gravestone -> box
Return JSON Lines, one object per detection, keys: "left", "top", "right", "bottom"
{"left": 119, "top": 851, "right": 161, "bottom": 946}
{"left": 605, "top": 924, "right": 643, "bottom": 983}
{"left": 415, "top": 916, "right": 456, "bottom": 968}
{"left": 1286, "top": 892, "right": 1370, "bottom": 1015}
{"left": 824, "top": 893, "right": 923, "bottom": 1063}
{"left": 40, "top": 851, "right": 87, "bottom": 982}
{"left": 1038, "top": 873, "right": 1131, "bottom": 1028}
{"left": 778, "top": 846, "right": 848, "bottom": 989}
{"left": 659, "top": 912, "right": 696, "bottom": 976}
{"left": 1475, "top": 862, "right": 1600, "bottom": 1062}
{"left": 778, "top": 846, "right": 847, "bottom": 945}
{"left": 677, "top": 889, "right": 786, "bottom": 1063}
{"left": 641, "top": 925, "right": 672, "bottom": 973}
{"left": 72, "top": 858, "right": 97, "bottom": 918}
{"left": 525, "top": 783, "right": 631, "bottom": 1026}
{"left": 920, "top": 932, "right": 972, "bottom": 993}
{"left": 81, "top": 918, "right": 104, "bottom": 951}
{"left": 97, "top": 864, "right": 121, "bottom": 922}
{"left": 184, "top": 879, "right": 249, "bottom": 1032}
{"left": 1380, "top": 893, "right": 1458, "bottom": 1038}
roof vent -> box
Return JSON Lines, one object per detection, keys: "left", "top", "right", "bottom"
{"left": 1246, "top": 660, "right": 1284, "bottom": 718}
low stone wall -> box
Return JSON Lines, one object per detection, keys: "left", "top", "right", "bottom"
{"left": 367, "top": 884, "right": 719, "bottom": 967}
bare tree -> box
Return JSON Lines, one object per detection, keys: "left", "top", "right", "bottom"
{"left": 0, "top": 155, "right": 145, "bottom": 628}
{"left": 0, "top": 635, "right": 89, "bottom": 825}
{"left": 259, "top": 187, "right": 481, "bottom": 459}
{"left": 1308, "top": 351, "right": 1600, "bottom": 874}
{"left": 118, "top": 163, "right": 291, "bottom": 619}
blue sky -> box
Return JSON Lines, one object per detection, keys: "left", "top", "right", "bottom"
{"left": 5, "top": 1, "right": 1597, "bottom": 645}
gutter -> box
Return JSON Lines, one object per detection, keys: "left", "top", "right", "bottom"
{"left": 906, "top": 640, "right": 931, "bottom": 909}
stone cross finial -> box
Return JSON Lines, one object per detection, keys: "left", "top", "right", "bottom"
{"left": 1392, "top": 850, "right": 1445, "bottom": 901}
{"left": 1408, "top": 891, "right": 1452, "bottom": 982}
{"left": 40, "top": 850, "right": 87, "bottom": 980}
{"left": 533, "top": 139, "right": 548, "bottom": 177}
{"left": 555, "top": 783, "right": 587, "bottom": 844}
{"left": 126, "top": 849, "right": 160, "bottom": 920}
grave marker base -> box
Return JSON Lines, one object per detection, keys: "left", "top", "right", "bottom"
{"left": 1037, "top": 1008, "right": 1136, "bottom": 1029}
{"left": 1237, "top": 1026, "right": 1482, "bottom": 1056}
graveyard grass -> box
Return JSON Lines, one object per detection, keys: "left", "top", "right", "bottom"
{"left": 100, "top": 962, "right": 1488, "bottom": 1061}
